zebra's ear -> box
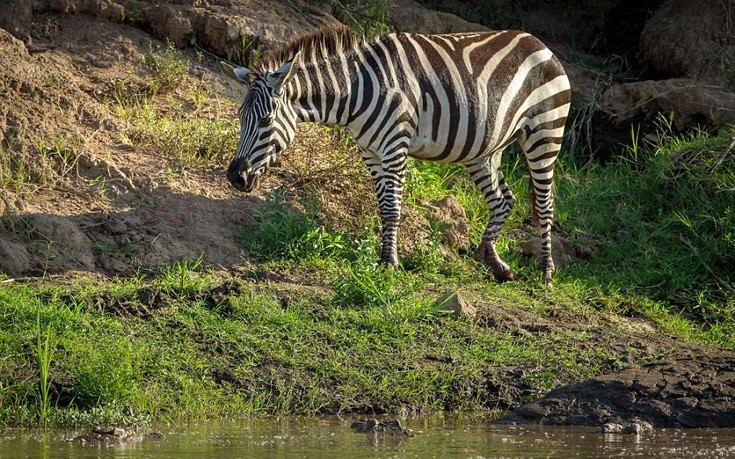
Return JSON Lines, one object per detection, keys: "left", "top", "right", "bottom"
{"left": 233, "top": 66, "right": 251, "bottom": 81}
{"left": 220, "top": 61, "right": 250, "bottom": 82}
{"left": 268, "top": 51, "right": 301, "bottom": 91}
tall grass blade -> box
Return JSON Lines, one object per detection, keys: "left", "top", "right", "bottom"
{"left": 36, "top": 310, "right": 54, "bottom": 428}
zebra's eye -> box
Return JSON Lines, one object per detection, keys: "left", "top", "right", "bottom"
{"left": 259, "top": 116, "right": 274, "bottom": 127}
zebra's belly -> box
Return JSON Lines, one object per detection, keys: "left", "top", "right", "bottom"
{"left": 407, "top": 128, "right": 501, "bottom": 164}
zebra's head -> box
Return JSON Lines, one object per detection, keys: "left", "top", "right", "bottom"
{"left": 226, "top": 54, "right": 302, "bottom": 192}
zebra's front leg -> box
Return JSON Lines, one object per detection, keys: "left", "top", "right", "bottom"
{"left": 468, "top": 156, "right": 516, "bottom": 282}
{"left": 361, "top": 148, "right": 407, "bottom": 267}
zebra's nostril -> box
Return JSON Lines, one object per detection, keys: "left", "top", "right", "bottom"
{"left": 226, "top": 162, "right": 247, "bottom": 190}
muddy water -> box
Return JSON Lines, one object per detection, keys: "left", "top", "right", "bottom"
{"left": 3, "top": 416, "right": 735, "bottom": 458}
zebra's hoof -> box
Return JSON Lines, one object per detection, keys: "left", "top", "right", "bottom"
{"left": 493, "top": 268, "right": 515, "bottom": 283}
{"left": 380, "top": 256, "right": 400, "bottom": 268}
{"left": 543, "top": 271, "right": 554, "bottom": 288}
{"left": 474, "top": 242, "right": 515, "bottom": 283}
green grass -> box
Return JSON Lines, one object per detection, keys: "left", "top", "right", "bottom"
{"left": 331, "top": 0, "right": 392, "bottom": 36}
{"left": 114, "top": 87, "right": 238, "bottom": 170}
{"left": 0, "top": 268, "right": 624, "bottom": 427}
{"left": 555, "top": 123, "right": 735, "bottom": 327}
{"left": 142, "top": 40, "right": 188, "bottom": 95}
{"left": 35, "top": 309, "right": 54, "bottom": 427}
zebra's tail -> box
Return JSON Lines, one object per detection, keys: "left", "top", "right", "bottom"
{"left": 529, "top": 174, "right": 539, "bottom": 229}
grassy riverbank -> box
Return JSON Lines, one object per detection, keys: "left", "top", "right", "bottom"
{"left": 1, "top": 119, "right": 733, "bottom": 427}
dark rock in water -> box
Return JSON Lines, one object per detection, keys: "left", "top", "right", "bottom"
{"left": 350, "top": 418, "right": 413, "bottom": 436}
{"left": 68, "top": 426, "right": 164, "bottom": 446}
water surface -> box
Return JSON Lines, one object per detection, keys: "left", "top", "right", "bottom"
{"left": 3, "top": 416, "right": 735, "bottom": 458}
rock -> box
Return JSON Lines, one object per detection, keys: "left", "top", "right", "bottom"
{"left": 0, "top": 239, "right": 34, "bottom": 276}
{"left": 23, "top": 214, "right": 96, "bottom": 271}
{"left": 350, "top": 418, "right": 413, "bottom": 436}
{"left": 495, "top": 352, "right": 735, "bottom": 428}
{"left": 427, "top": 195, "right": 470, "bottom": 250}
{"left": 600, "top": 78, "right": 735, "bottom": 131}
{"left": 145, "top": 5, "right": 194, "bottom": 48}
{"left": 435, "top": 291, "right": 476, "bottom": 319}
{"left": 640, "top": 0, "right": 735, "bottom": 86}
{"left": 520, "top": 235, "right": 575, "bottom": 268}
{"left": 100, "top": 1, "right": 125, "bottom": 23}
{"left": 389, "top": 0, "right": 488, "bottom": 34}
{"left": 600, "top": 422, "right": 625, "bottom": 433}
{"left": 68, "top": 426, "right": 163, "bottom": 446}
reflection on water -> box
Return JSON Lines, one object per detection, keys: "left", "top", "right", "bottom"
{"left": 3, "top": 415, "right": 735, "bottom": 458}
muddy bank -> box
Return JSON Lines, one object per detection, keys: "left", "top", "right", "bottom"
{"left": 497, "top": 349, "right": 735, "bottom": 428}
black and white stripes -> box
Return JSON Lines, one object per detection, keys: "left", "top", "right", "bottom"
{"left": 226, "top": 25, "right": 571, "bottom": 285}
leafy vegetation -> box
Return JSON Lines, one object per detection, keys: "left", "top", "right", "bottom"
{"left": 0, "top": 263, "right": 625, "bottom": 427}
{"left": 331, "top": 0, "right": 392, "bottom": 36}
{"left": 142, "top": 40, "right": 189, "bottom": 95}
{"left": 556, "top": 121, "right": 735, "bottom": 328}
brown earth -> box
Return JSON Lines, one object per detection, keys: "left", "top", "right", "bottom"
{"left": 0, "top": 0, "right": 734, "bottom": 429}
{"left": 0, "top": 10, "right": 250, "bottom": 277}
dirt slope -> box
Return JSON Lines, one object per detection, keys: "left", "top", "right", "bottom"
{"left": 0, "top": 7, "right": 261, "bottom": 276}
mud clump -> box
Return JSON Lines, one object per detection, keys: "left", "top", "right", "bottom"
{"left": 496, "top": 350, "right": 735, "bottom": 428}
{"left": 427, "top": 195, "right": 470, "bottom": 250}
{"left": 520, "top": 235, "right": 576, "bottom": 269}
{"left": 435, "top": 291, "right": 476, "bottom": 319}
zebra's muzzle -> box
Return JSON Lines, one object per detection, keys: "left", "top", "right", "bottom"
{"left": 226, "top": 159, "right": 260, "bottom": 192}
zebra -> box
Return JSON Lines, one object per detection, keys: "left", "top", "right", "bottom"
{"left": 225, "top": 25, "right": 571, "bottom": 286}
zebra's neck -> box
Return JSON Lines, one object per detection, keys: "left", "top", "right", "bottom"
{"left": 288, "top": 58, "right": 353, "bottom": 127}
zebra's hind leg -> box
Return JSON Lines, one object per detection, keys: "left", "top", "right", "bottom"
{"left": 520, "top": 126, "right": 563, "bottom": 287}
{"left": 467, "top": 154, "right": 516, "bottom": 282}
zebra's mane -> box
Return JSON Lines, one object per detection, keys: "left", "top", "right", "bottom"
{"left": 255, "top": 24, "right": 365, "bottom": 73}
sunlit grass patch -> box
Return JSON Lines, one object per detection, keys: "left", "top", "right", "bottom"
{"left": 142, "top": 40, "right": 188, "bottom": 95}
{"left": 0, "top": 132, "right": 84, "bottom": 191}
{"left": 116, "top": 96, "right": 238, "bottom": 168}
{"left": 100, "top": 41, "right": 239, "bottom": 170}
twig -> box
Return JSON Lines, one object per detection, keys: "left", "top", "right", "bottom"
{"left": 707, "top": 136, "right": 735, "bottom": 173}
{"left": 1, "top": 275, "right": 62, "bottom": 284}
